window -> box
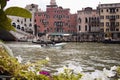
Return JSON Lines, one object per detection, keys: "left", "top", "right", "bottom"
{"left": 116, "top": 28, "right": 119, "bottom": 31}
{"left": 109, "top": 8, "right": 116, "bottom": 13}
{"left": 78, "top": 18, "right": 81, "bottom": 23}
{"left": 38, "top": 13, "right": 41, "bottom": 16}
{"left": 85, "top": 25, "right": 87, "bottom": 31}
{"left": 21, "top": 27, "right": 24, "bottom": 31}
{"left": 34, "top": 19, "right": 36, "bottom": 22}
{"left": 100, "top": 29, "right": 104, "bottom": 32}
{"left": 54, "top": 21, "right": 63, "bottom": 27}
{"left": 85, "top": 18, "right": 88, "bottom": 23}
{"left": 106, "top": 29, "right": 109, "bottom": 32}
{"left": 24, "top": 24, "right": 27, "bottom": 27}
{"left": 12, "top": 23, "right": 16, "bottom": 27}
{"left": 31, "top": 4, "right": 35, "bottom": 8}
{"left": 101, "top": 22, "right": 104, "bottom": 26}
{"left": 89, "top": 17, "right": 91, "bottom": 22}
{"left": 106, "top": 22, "right": 109, "bottom": 27}
{"left": 101, "top": 9, "right": 103, "bottom": 12}
{"left": 116, "top": 8, "right": 119, "bottom": 12}
{"left": 24, "top": 18, "right": 26, "bottom": 22}
{"left": 78, "top": 25, "right": 81, "bottom": 31}
{"left": 106, "top": 9, "right": 109, "bottom": 12}
{"left": 100, "top": 16, "right": 104, "bottom": 19}
{"left": 17, "top": 25, "right": 20, "bottom": 29}
{"left": 17, "top": 19, "right": 19, "bottom": 22}
{"left": 116, "top": 15, "right": 119, "bottom": 19}
{"left": 66, "top": 16, "right": 69, "bottom": 18}
{"left": 40, "top": 19, "right": 42, "bottom": 23}
{"left": 21, "top": 21, "right": 23, "bottom": 24}
{"left": 29, "top": 23, "right": 32, "bottom": 27}
{"left": 116, "top": 22, "right": 119, "bottom": 26}
{"left": 30, "top": 18, "right": 32, "bottom": 22}
{"left": 106, "top": 16, "right": 109, "bottom": 19}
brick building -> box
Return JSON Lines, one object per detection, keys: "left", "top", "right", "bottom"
{"left": 35, "top": 0, "right": 77, "bottom": 34}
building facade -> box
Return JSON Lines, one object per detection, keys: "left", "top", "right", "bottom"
{"left": 77, "top": 7, "right": 101, "bottom": 41}
{"left": 98, "top": 3, "right": 120, "bottom": 40}
{"left": 35, "top": 0, "right": 77, "bottom": 34}
{"left": 8, "top": 1, "right": 120, "bottom": 42}
{"left": 24, "top": 4, "right": 38, "bottom": 35}
{"left": 10, "top": 4, "right": 38, "bottom": 35}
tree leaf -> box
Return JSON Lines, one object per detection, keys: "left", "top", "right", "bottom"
{"left": 5, "top": 7, "right": 32, "bottom": 18}
{"left": 0, "top": 10, "right": 15, "bottom": 31}
{"left": 0, "top": 0, "right": 7, "bottom": 9}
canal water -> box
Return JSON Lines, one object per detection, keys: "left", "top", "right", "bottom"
{"left": 5, "top": 42, "right": 120, "bottom": 74}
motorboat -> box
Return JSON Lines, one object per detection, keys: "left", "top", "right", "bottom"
{"left": 32, "top": 39, "right": 66, "bottom": 48}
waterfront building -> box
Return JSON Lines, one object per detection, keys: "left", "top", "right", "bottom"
{"left": 9, "top": 16, "right": 24, "bottom": 31}
{"left": 35, "top": 0, "right": 77, "bottom": 34}
{"left": 77, "top": 7, "right": 101, "bottom": 41}
{"left": 9, "top": 4, "right": 38, "bottom": 35}
{"left": 6, "top": 4, "right": 39, "bottom": 41}
{"left": 98, "top": 3, "right": 120, "bottom": 40}
{"left": 25, "top": 4, "right": 38, "bottom": 35}
{"left": 34, "top": 0, "right": 77, "bottom": 41}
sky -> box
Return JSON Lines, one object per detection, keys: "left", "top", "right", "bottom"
{"left": 6, "top": 0, "right": 120, "bottom": 13}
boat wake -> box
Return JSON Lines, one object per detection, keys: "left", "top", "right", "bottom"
{"left": 6, "top": 44, "right": 41, "bottom": 48}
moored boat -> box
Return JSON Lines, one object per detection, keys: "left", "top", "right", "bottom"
{"left": 102, "top": 39, "right": 120, "bottom": 44}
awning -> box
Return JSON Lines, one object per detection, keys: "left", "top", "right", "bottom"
{"left": 49, "top": 33, "right": 71, "bottom": 36}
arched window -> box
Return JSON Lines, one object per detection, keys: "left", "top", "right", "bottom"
{"left": 12, "top": 23, "right": 16, "bottom": 27}
{"left": 78, "top": 18, "right": 81, "bottom": 23}
{"left": 29, "top": 23, "right": 32, "bottom": 27}
{"left": 78, "top": 25, "right": 81, "bottom": 31}
{"left": 17, "top": 25, "right": 20, "bottom": 29}
{"left": 21, "top": 27, "right": 24, "bottom": 31}
{"left": 85, "top": 25, "right": 87, "bottom": 31}
{"left": 85, "top": 18, "right": 88, "bottom": 23}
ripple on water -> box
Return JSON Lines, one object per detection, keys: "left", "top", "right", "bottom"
{"left": 5, "top": 42, "right": 120, "bottom": 74}
{"left": 7, "top": 44, "right": 41, "bottom": 48}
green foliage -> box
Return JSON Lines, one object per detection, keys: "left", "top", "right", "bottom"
{"left": 116, "top": 67, "right": 120, "bottom": 76}
{"left": 0, "top": 42, "right": 83, "bottom": 80}
{"left": 0, "top": 0, "right": 32, "bottom": 31}
{"left": 0, "top": 46, "right": 50, "bottom": 80}
{"left": 0, "top": 46, "right": 20, "bottom": 76}
{"left": 0, "top": 0, "right": 7, "bottom": 9}
{"left": 5, "top": 7, "right": 32, "bottom": 18}
{"left": 0, "top": 45, "right": 83, "bottom": 80}
{"left": 0, "top": 10, "right": 15, "bottom": 31}
{"left": 53, "top": 68, "right": 82, "bottom": 80}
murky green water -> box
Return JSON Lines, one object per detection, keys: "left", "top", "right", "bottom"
{"left": 6, "top": 42, "right": 120, "bottom": 73}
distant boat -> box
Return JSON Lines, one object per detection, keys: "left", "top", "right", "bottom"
{"left": 32, "top": 40, "right": 66, "bottom": 48}
{"left": 102, "top": 38, "right": 120, "bottom": 44}
{"left": 32, "top": 40, "right": 62, "bottom": 44}
{"left": 41, "top": 42, "right": 67, "bottom": 49}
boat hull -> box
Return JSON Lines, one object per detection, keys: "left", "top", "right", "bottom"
{"left": 102, "top": 39, "right": 120, "bottom": 44}
{"left": 32, "top": 40, "right": 66, "bottom": 48}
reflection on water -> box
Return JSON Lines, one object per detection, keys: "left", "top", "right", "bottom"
{"left": 6, "top": 42, "right": 120, "bottom": 73}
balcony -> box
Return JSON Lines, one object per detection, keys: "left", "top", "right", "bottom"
{"left": 109, "top": 16, "right": 116, "bottom": 21}
{"left": 109, "top": 18, "right": 116, "bottom": 21}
